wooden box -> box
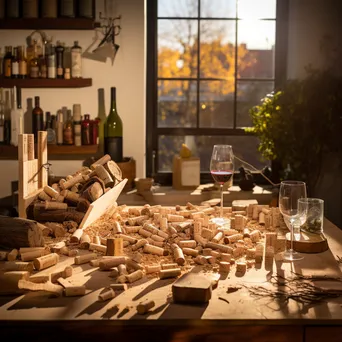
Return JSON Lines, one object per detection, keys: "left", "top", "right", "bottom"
{"left": 172, "top": 156, "right": 200, "bottom": 190}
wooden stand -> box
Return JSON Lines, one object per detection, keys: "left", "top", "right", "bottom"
{"left": 286, "top": 231, "right": 329, "bottom": 253}
{"left": 18, "top": 132, "right": 48, "bottom": 218}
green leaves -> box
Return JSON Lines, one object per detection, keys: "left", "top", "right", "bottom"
{"left": 246, "top": 68, "right": 342, "bottom": 187}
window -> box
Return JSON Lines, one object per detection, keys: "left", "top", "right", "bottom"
{"left": 146, "top": 0, "right": 288, "bottom": 184}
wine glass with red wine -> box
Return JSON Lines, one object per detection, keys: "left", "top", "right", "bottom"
{"left": 210, "top": 145, "right": 234, "bottom": 227}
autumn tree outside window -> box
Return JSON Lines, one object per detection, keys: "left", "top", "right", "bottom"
{"left": 146, "top": 0, "right": 287, "bottom": 185}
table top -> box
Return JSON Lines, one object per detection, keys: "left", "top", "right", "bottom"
{"left": 1, "top": 217, "right": 342, "bottom": 326}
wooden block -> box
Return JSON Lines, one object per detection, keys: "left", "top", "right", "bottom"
{"left": 172, "top": 155, "right": 200, "bottom": 190}
{"left": 172, "top": 272, "right": 213, "bottom": 304}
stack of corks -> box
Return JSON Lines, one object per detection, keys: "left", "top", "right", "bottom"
{"left": 28, "top": 154, "right": 123, "bottom": 237}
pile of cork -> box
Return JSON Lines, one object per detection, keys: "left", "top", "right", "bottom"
{"left": 0, "top": 201, "right": 287, "bottom": 302}
{"left": 28, "top": 154, "right": 123, "bottom": 235}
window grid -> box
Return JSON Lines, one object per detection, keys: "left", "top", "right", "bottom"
{"left": 146, "top": 0, "right": 288, "bottom": 184}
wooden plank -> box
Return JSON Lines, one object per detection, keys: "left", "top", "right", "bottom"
{"left": 305, "top": 327, "right": 342, "bottom": 342}
{"left": 37, "top": 131, "right": 48, "bottom": 188}
{"left": 78, "top": 179, "right": 128, "bottom": 230}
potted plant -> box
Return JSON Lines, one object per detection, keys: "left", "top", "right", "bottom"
{"left": 246, "top": 66, "right": 342, "bottom": 195}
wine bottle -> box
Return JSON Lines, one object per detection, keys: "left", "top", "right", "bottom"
{"left": 11, "top": 47, "right": 19, "bottom": 79}
{"left": 41, "top": 0, "right": 57, "bottom": 18}
{"left": 78, "top": 0, "right": 95, "bottom": 18}
{"left": 59, "top": 0, "right": 75, "bottom": 18}
{"left": 71, "top": 41, "right": 82, "bottom": 78}
{"left": 81, "top": 114, "right": 91, "bottom": 145}
{"left": 17, "top": 87, "right": 24, "bottom": 137}
{"left": 104, "top": 87, "right": 123, "bottom": 162}
{"left": 96, "top": 88, "right": 106, "bottom": 154}
{"left": 73, "top": 104, "right": 81, "bottom": 146}
{"left": 63, "top": 110, "right": 74, "bottom": 145}
{"left": 32, "top": 96, "right": 44, "bottom": 142}
{"left": 5, "top": 0, "right": 19, "bottom": 18}
{"left": 45, "top": 112, "right": 56, "bottom": 144}
{"left": 56, "top": 110, "right": 64, "bottom": 145}
{"left": 22, "top": 0, "right": 39, "bottom": 18}
{"left": 18, "top": 46, "right": 27, "bottom": 79}
{"left": 55, "top": 41, "right": 64, "bottom": 79}
{"left": 3, "top": 46, "right": 12, "bottom": 79}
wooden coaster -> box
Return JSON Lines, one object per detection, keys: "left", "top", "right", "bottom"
{"left": 286, "top": 231, "right": 329, "bottom": 253}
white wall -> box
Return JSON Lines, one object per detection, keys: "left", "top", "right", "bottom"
{"left": 0, "top": 0, "right": 146, "bottom": 198}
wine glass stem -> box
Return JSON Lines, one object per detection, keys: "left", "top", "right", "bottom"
{"left": 290, "top": 221, "right": 294, "bottom": 252}
{"left": 220, "top": 184, "right": 223, "bottom": 218}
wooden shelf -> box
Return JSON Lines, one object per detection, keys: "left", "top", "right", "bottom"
{"left": 0, "top": 144, "right": 99, "bottom": 160}
{"left": 0, "top": 77, "right": 92, "bottom": 88}
{"left": 0, "top": 18, "right": 100, "bottom": 30}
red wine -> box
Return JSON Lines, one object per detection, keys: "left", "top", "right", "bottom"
{"left": 211, "top": 170, "right": 233, "bottom": 184}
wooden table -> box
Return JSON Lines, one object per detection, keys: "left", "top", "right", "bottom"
{"left": 1, "top": 218, "right": 342, "bottom": 342}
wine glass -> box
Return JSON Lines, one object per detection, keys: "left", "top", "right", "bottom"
{"left": 279, "top": 180, "right": 307, "bottom": 261}
{"left": 210, "top": 145, "right": 234, "bottom": 227}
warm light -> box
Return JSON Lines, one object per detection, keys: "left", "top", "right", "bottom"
{"left": 201, "top": 104, "right": 206, "bottom": 109}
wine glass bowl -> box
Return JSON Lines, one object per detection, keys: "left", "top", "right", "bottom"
{"left": 210, "top": 145, "right": 234, "bottom": 227}
{"left": 279, "top": 180, "right": 307, "bottom": 261}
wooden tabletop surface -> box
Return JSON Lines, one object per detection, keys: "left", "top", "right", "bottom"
{"left": 1, "top": 217, "right": 342, "bottom": 341}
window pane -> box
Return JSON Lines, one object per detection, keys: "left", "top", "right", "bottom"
{"left": 200, "top": 0, "right": 236, "bottom": 18}
{"left": 200, "top": 20, "right": 236, "bottom": 78}
{"left": 158, "top": 135, "right": 268, "bottom": 172}
{"left": 158, "top": 19, "right": 198, "bottom": 78}
{"left": 199, "top": 80, "right": 234, "bottom": 128}
{"left": 158, "top": 80, "right": 197, "bottom": 128}
{"left": 236, "top": 80, "right": 274, "bottom": 128}
{"left": 238, "top": 0, "right": 276, "bottom": 19}
{"left": 237, "top": 20, "right": 275, "bottom": 78}
{"left": 158, "top": 0, "right": 198, "bottom": 18}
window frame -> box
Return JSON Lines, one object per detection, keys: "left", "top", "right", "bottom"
{"left": 146, "top": 0, "right": 289, "bottom": 185}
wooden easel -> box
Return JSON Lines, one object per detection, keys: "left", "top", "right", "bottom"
{"left": 18, "top": 131, "right": 48, "bottom": 218}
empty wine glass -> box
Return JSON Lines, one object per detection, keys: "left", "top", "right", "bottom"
{"left": 210, "top": 145, "right": 234, "bottom": 227}
{"left": 279, "top": 180, "right": 307, "bottom": 261}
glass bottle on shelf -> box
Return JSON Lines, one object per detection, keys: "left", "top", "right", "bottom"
{"left": 59, "top": 0, "right": 76, "bottom": 18}
{"left": 78, "top": 0, "right": 95, "bottom": 18}
{"left": 63, "top": 110, "right": 74, "bottom": 145}
{"left": 47, "top": 45, "right": 56, "bottom": 79}
{"left": 0, "top": 89, "right": 4, "bottom": 145}
{"left": 32, "top": 96, "right": 44, "bottom": 142}
{"left": 3, "top": 46, "right": 12, "bottom": 79}
{"left": 41, "top": 0, "right": 57, "bottom": 18}
{"left": 71, "top": 41, "right": 82, "bottom": 78}
{"left": 11, "top": 47, "right": 19, "bottom": 79}
{"left": 73, "top": 104, "right": 81, "bottom": 146}
{"left": 104, "top": 87, "right": 123, "bottom": 162}
{"left": 0, "top": 0, "right": 4, "bottom": 18}
{"left": 22, "top": 0, "right": 39, "bottom": 18}
{"left": 56, "top": 110, "right": 64, "bottom": 145}
{"left": 90, "top": 118, "right": 99, "bottom": 145}
{"left": 5, "top": 0, "right": 19, "bottom": 18}
{"left": 81, "top": 114, "right": 91, "bottom": 145}
{"left": 18, "top": 46, "right": 28, "bottom": 79}
{"left": 29, "top": 44, "right": 39, "bottom": 79}
{"left": 45, "top": 111, "right": 56, "bottom": 145}
{"left": 55, "top": 41, "right": 64, "bottom": 79}
{"left": 3, "top": 89, "right": 11, "bottom": 145}
{"left": 96, "top": 88, "right": 106, "bottom": 154}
